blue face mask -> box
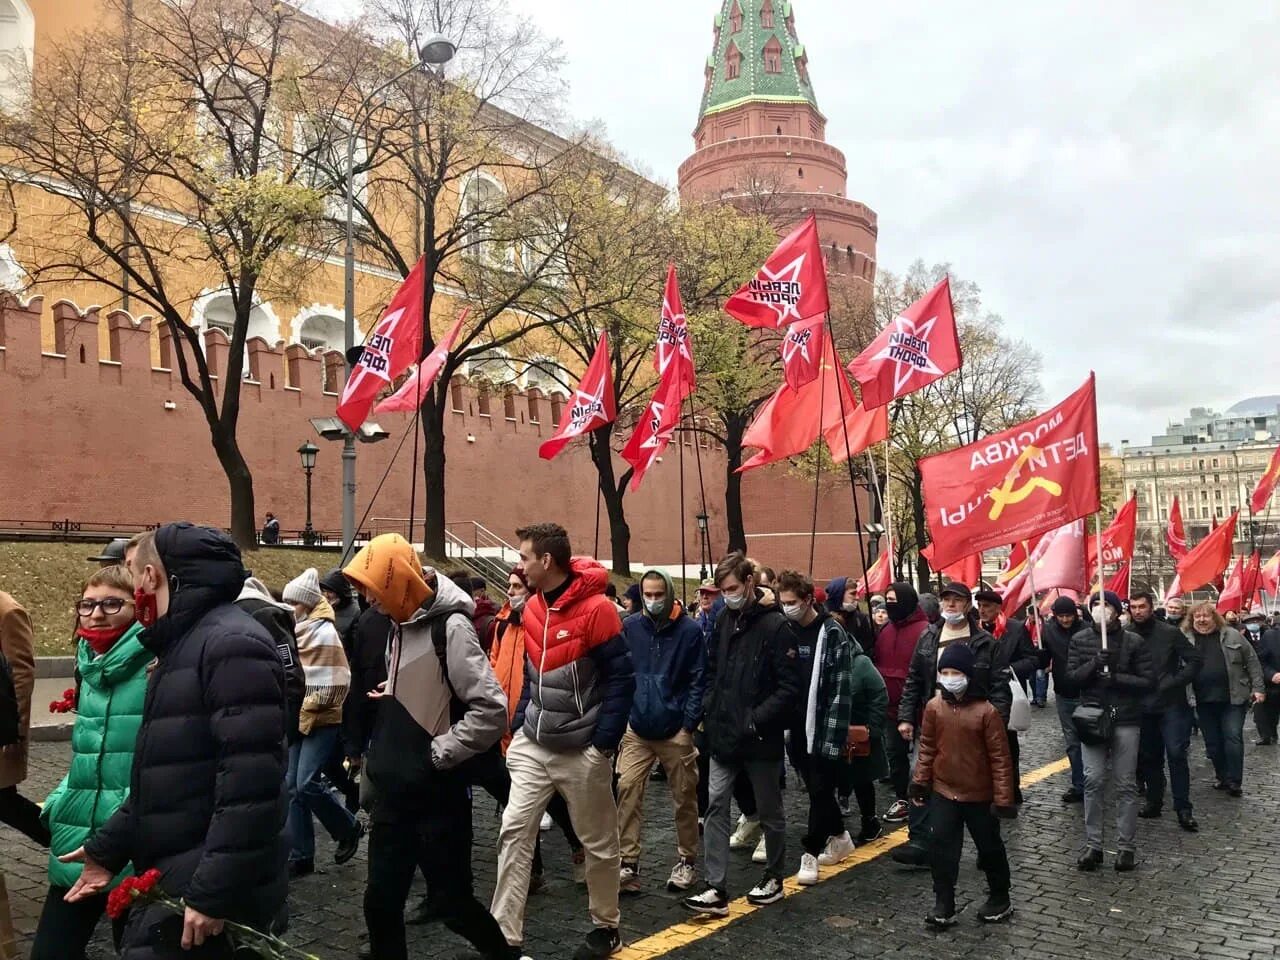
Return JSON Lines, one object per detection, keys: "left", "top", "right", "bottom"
{"left": 1246, "top": 623, "right": 1262, "bottom": 635}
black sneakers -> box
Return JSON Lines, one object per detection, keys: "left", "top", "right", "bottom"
{"left": 572, "top": 927, "right": 621, "bottom": 960}
{"left": 891, "top": 843, "right": 928, "bottom": 867}
{"left": 1114, "top": 850, "right": 1136, "bottom": 873}
{"left": 746, "top": 874, "right": 784, "bottom": 906}
{"left": 1076, "top": 849, "right": 1103, "bottom": 871}
{"left": 977, "top": 895, "right": 1013, "bottom": 923}
{"left": 925, "top": 897, "right": 957, "bottom": 927}
{"left": 682, "top": 887, "right": 729, "bottom": 917}
{"left": 1177, "top": 810, "right": 1199, "bottom": 832}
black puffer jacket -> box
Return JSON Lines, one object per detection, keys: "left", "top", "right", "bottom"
{"left": 1067, "top": 622, "right": 1154, "bottom": 726}
{"left": 341, "top": 607, "right": 392, "bottom": 758}
{"left": 1040, "top": 614, "right": 1090, "bottom": 699}
{"left": 85, "top": 523, "right": 287, "bottom": 928}
{"left": 703, "top": 588, "right": 800, "bottom": 762}
{"left": 1131, "top": 615, "right": 1201, "bottom": 712}
{"left": 898, "top": 619, "right": 1011, "bottom": 726}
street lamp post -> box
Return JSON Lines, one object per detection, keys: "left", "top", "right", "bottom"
{"left": 695, "top": 512, "right": 710, "bottom": 581}
{"left": 299, "top": 442, "right": 319, "bottom": 546}
{"left": 342, "top": 33, "right": 457, "bottom": 560}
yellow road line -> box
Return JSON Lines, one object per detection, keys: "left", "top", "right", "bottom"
{"left": 616, "top": 755, "right": 1072, "bottom": 960}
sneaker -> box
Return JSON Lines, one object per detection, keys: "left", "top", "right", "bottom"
{"left": 334, "top": 820, "right": 365, "bottom": 865}
{"left": 817, "top": 831, "right": 855, "bottom": 866}
{"left": 1177, "top": 810, "right": 1199, "bottom": 832}
{"left": 1254, "top": 737, "right": 1275, "bottom": 746}
{"left": 925, "top": 897, "right": 957, "bottom": 927}
{"left": 751, "top": 836, "right": 767, "bottom": 864}
{"left": 746, "top": 874, "right": 784, "bottom": 906}
{"left": 571, "top": 848, "right": 586, "bottom": 884}
{"left": 682, "top": 886, "right": 729, "bottom": 917}
{"left": 976, "top": 894, "right": 1013, "bottom": 923}
{"left": 891, "top": 843, "right": 928, "bottom": 867}
{"left": 666, "top": 858, "right": 696, "bottom": 892}
{"left": 1114, "top": 850, "right": 1136, "bottom": 873}
{"left": 883, "top": 800, "right": 910, "bottom": 823}
{"left": 856, "top": 817, "right": 882, "bottom": 844}
{"left": 1061, "top": 787, "right": 1084, "bottom": 804}
{"left": 619, "top": 862, "right": 641, "bottom": 894}
{"left": 572, "top": 926, "right": 621, "bottom": 960}
{"left": 729, "top": 815, "right": 761, "bottom": 850}
{"left": 1227, "top": 783, "right": 1243, "bottom": 798}
{"left": 540, "top": 812, "right": 553, "bottom": 831}
{"left": 796, "top": 853, "right": 819, "bottom": 886}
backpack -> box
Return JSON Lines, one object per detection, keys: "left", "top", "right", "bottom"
{"left": 430, "top": 614, "right": 501, "bottom": 772}
{"left": 0, "top": 648, "right": 19, "bottom": 747}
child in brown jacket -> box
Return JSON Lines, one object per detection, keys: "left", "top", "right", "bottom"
{"left": 909, "top": 642, "right": 1016, "bottom": 926}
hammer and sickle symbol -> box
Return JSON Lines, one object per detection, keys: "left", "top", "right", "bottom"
{"left": 987, "top": 444, "right": 1062, "bottom": 521}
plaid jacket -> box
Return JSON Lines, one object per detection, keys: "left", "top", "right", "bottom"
{"left": 813, "top": 617, "right": 856, "bottom": 760}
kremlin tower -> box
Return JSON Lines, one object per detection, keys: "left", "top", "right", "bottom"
{"left": 678, "top": 0, "right": 878, "bottom": 287}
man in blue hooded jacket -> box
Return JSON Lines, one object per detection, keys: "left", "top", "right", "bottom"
{"left": 616, "top": 570, "right": 707, "bottom": 895}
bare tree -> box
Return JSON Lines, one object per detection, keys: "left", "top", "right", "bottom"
{"left": 0, "top": 0, "right": 355, "bottom": 545}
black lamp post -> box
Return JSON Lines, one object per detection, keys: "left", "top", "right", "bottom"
{"left": 696, "top": 512, "right": 710, "bottom": 581}
{"left": 298, "top": 441, "right": 319, "bottom": 546}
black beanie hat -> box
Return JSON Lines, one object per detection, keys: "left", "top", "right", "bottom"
{"left": 938, "top": 642, "right": 976, "bottom": 678}
{"left": 1051, "top": 596, "right": 1078, "bottom": 617}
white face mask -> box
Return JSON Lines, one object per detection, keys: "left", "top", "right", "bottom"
{"left": 724, "top": 593, "right": 747, "bottom": 611}
{"left": 1091, "top": 606, "right": 1108, "bottom": 626}
{"left": 939, "top": 674, "right": 969, "bottom": 697}
{"left": 842, "top": 601, "right": 858, "bottom": 613}
{"left": 644, "top": 598, "right": 666, "bottom": 617}
{"left": 782, "top": 603, "right": 805, "bottom": 622}
{"left": 509, "top": 594, "right": 527, "bottom": 612}
{"left": 942, "top": 610, "right": 967, "bottom": 626}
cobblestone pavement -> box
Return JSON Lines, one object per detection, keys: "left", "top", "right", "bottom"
{"left": 4, "top": 704, "right": 1279, "bottom": 959}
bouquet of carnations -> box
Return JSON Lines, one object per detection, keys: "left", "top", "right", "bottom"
{"left": 106, "top": 869, "right": 322, "bottom": 959}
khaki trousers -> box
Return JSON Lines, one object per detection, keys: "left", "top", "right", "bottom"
{"left": 615, "top": 726, "right": 700, "bottom": 863}
{"left": 491, "top": 732, "right": 621, "bottom": 946}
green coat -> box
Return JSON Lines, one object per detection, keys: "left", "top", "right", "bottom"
{"left": 42, "top": 624, "right": 151, "bottom": 889}
{"left": 846, "top": 641, "right": 890, "bottom": 784}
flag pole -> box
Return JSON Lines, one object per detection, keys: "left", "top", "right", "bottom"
{"left": 1096, "top": 511, "right": 1108, "bottom": 653}
{"left": 679, "top": 414, "right": 688, "bottom": 607}
{"left": 687, "top": 392, "right": 712, "bottom": 559}
{"left": 823, "top": 313, "right": 874, "bottom": 604}
{"left": 593, "top": 482, "right": 602, "bottom": 560}
{"left": 808, "top": 356, "right": 829, "bottom": 579}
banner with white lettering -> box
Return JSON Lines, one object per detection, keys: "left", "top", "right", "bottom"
{"left": 919, "top": 375, "right": 1100, "bottom": 569}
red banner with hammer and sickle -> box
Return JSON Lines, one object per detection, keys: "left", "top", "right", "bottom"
{"left": 919, "top": 375, "right": 1100, "bottom": 570}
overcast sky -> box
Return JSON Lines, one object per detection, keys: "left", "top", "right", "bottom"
{"left": 315, "top": 0, "right": 1280, "bottom": 446}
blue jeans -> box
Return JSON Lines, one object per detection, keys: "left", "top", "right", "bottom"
{"left": 1033, "top": 670, "right": 1049, "bottom": 704}
{"left": 1139, "top": 706, "right": 1194, "bottom": 812}
{"left": 1054, "top": 695, "right": 1084, "bottom": 793}
{"left": 1196, "top": 702, "right": 1246, "bottom": 788}
{"left": 287, "top": 725, "right": 357, "bottom": 862}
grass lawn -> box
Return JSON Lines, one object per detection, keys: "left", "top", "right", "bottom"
{"left": 0, "top": 540, "right": 701, "bottom": 656}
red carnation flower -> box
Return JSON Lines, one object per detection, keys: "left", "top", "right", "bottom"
{"left": 49, "top": 701, "right": 60, "bottom": 712}
{"left": 106, "top": 884, "right": 132, "bottom": 920}
{"left": 133, "top": 869, "right": 162, "bottom": 895}
{"left": 63, "top": 688, "right": 76, "bottom": 700}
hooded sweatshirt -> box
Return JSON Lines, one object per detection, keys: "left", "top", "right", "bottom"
{"left": 622, "top": 569, "right": 706, "bottom": 741}
{"left": 236, "top": 577, "right": 305, "bottom": 743}
{"left": 875, "top": 581, "right": 929, "bottom": 712}
{"left": 362, "top": 570, "right": 508, "bottom": 822}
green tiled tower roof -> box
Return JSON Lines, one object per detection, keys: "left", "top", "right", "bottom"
{"left": 698, "top": 0, "right": 819, "bottom": 121}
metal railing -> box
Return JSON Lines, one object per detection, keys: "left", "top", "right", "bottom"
{"left": 444, "top": 520, "right": 520, "bottom": 586}
{"left": 0, "top": 518, "right": 161, "bottom": 542}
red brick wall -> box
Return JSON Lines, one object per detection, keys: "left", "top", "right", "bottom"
{"left": 0, "top": 295, "right": 872, "bottom": 581}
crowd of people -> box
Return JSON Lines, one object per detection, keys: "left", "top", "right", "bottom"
{"left": 0, "top": 521, "right": 1277, "bottom": 958}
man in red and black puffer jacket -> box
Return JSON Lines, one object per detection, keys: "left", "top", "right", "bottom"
{"left": 490, "top": 523, "right": 635, "bottom": 960}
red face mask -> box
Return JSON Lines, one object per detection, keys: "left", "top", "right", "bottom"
{"left": 134, "top": 587, "right": 160, "bottom": 629}
{"left": 76, "top": 624, "right": 130, "bottom": 656}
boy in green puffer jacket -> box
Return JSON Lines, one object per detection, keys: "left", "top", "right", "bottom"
{"left": 31, "top": 566, "right": 152, "bottom": 960}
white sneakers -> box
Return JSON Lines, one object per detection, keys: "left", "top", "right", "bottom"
{"left": 797, "top": 853, "right": 819, "bottom": 886}
{"left": 817, "top": 832, "right": 856, "bottom": 866}
{"left": 539, "top": 812, "right": 553, "bottom": 832}
{"left": 751, "top": 836, "right": 767, "bottom": 863}
{"left": 619, "top": 863, "right": 641, "bottom": 894}
{"left": 667, "top": 859, "right": 697, "bottom": 892}
{"left": 729, "top": 814, "right": 761, "bottom": 850}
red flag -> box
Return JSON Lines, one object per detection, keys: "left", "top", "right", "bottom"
{"left": 655, "top": 264, "right": 695, "bottom": 397}
{"left": 1106, "top": 562, "right": 1132, "bottom": 601}
{"left": 337, "top": 257, "right": 426, "bottom": 430}
{"left": 1260, "top": 551, "right": 1280, "bottom": 597}
{"left": 1176, "top": 509, "right": 1238, "bottom": 593}
{"left": 1164, "top": 573, "right": 1183, "bottom": 604}
{"left": 999, "top": 520, "right": 1088, "bottom": 617}
{"left": 538, "top": 331, "right": 616, "bottom": 461}
{"left": 847, "top": 276, "right": 962, "bottom": 409}
{"left": 620, "top": 373, "right": 681, "bottom": 491}
{"left": 1085, "top": 493, "right": 1138, "bottom": 585}
{"left": 1240, "top": 551, "right": 1263, "bottom": 609}
{"left": 855, "top": 538, "right": 894, "bottom": 598}
{"left": 1216, "top": 555, "right": 1247, "bottom": 613}
{"left": 920, "top": 376, "right": 1101, "bottom": 570}
{"left": 920, "top": 545, "right": 983, "bottom": 588}
{"left": 1166, "top": 495, "right": 1188, "bottom": 561}
{"left": 740, "top": 337, "right": 884, "bottom": 472}
{"left": 995, "top": 538, "right": 1041, "bottom": 589}
{"left": 724, "top": 213, "right": 829, "bottom": 330}
{"left": 1250, "top": 446, "right": 1280, "bottom": 515}
{"left": 781, "top": 314, "right": 826, "bottom": 391}
{"left": 374, "top": 309, "right": 468, "bottom": 415}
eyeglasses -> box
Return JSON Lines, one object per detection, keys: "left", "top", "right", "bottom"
{"left": 76, "top": 597, "right": 132, "bottom": 616}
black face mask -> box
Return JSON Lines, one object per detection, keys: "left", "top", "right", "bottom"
{"left": 885, "top": 600, "right": 905, "bottom": 622}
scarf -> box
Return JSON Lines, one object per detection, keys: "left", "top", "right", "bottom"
{"left": 805, "top": 619, "right": 828, "bottom": 753}
{"left": 295, "top": 597, "right": 351, "bottom": 707}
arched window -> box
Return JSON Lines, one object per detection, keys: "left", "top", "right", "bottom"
{"left": 468, "top": 347, "right": 513, "bottom": 385}
{"left": 0, "top": 0, "right": 34, "bottom": 113}
{"left": 761, "top": 0, "right": 775, "bottom": 29}
{"left": 459, "top": 173, "right": 510, "bottom": 267}
{"left": 763, "top": 36, "right": 783, "bottom": 74}
{"left": 725, "top": 42, "right": 742, "bottom": 81}
{"left": 192, "top": 290, "right": 279, "bottom": 379}
{"left": 298, "top": 313, "right": 344, "bottom": 352}
{"left": 729, "top": 0, "right": 743, "bottom": 33}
